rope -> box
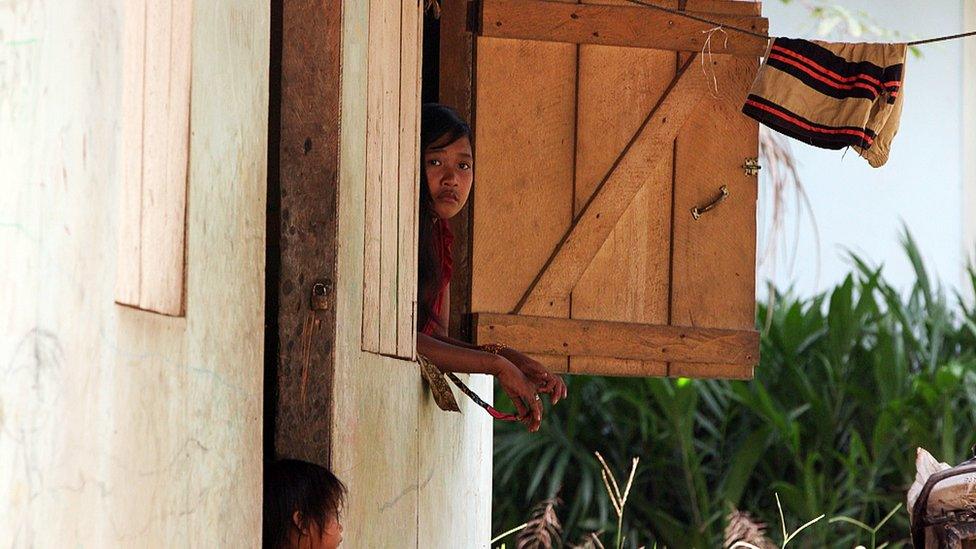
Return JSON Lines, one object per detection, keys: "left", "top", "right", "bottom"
{"left": 907, "top": 30, "right": 976, "bottom": 46}
{"left": 620, "top": 0, "right": 976, "bottom": 47}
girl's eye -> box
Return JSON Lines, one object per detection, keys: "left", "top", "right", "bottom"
{"left": 458, "top": 162, "right": 471, "bottom": 170}
{"left": 427, "top": 159, "right": 442, "bottom": 167}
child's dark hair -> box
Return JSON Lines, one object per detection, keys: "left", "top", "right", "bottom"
{"left": 417, "top": 103, "right": 473, "bottom": 332}
{"left": 263, "top": 459, "right": 347, "bottom": 549}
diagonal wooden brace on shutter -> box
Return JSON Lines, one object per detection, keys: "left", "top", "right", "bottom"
{"left": 515, "top": 54, "right": 724, "bottom": 316}
{"left": 469, "top": 0, "right": 764, "bottom": 379}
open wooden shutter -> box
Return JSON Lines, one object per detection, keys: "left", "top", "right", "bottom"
{"left": 361, "top": 0, "right": 423, "bottom": 359}
{"left": 470, "top": 0, "right": 767, "bottom": 378}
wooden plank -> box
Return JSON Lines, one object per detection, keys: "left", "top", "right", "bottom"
{"left": 139, "top": 0, "right": 190, "bottom": 316}
{"left": 439, "top": 0, "right": 476, "bottom": 344}
{"left": 627, "top": 0, "right": 762, "bottom": 16}
{"left": 474, "top": 313, "right": 759, "bottom": 365}
{"left": 378, "top": 0, "right": 402, "bottom": 355}
{"left": 274, "top": 0, "right": 343, "bottom": 464}
{"left": 116, "top": 0, "right": 146, "bottom": 308}
{"left": 571, "top": 357, "right": 664, "bottom": 377}
{"left": 669, "top": 55, "right": 758, "bottom": 379}
{"left": 480, "top": 0, "right": 769, "bottom": 57}
{"left": 362, "top": 0, "right": 385, "bottom": 352}
{"left": 517, "top": 54, "right": 723, "bottom": 316}
{"left": 472, "top": 4, "right": 577, "bottom": 373}
{"left": 396, "top": 0, "right": 421, "bottom": 359}
{"left": 470, "top": 37, "right": 577, "bottom": 316}
{"left": 570, "top": 0, "right": 676, "bottom": 376}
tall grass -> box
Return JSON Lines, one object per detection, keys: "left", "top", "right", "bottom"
{"left": 493, "top": 233, "right": 976, "bottom": 548}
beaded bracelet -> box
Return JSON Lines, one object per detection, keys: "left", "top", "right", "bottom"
{"left": 478, "top": 342, "right": 508, "bottom": 355}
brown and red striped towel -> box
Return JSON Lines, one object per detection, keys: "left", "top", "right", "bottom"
{"left": 742, "top": 37, "right": 907, "bottom": 168}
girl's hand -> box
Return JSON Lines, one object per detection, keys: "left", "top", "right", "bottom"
{"left": 500, "top": 348, "right": 568, "bottom": 405}
{"left": 492, "top": 356, "right": 543, "bottom": 432}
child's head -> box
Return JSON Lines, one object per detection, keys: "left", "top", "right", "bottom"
{"left": 263, "top": 459, "right": 347, "bottom": 549}
{"left": 420, "top": 103, "right": 473, "bottom": 220}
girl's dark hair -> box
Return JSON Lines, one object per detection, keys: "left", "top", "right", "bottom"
{"left": 263, "top": 459, "right": 347, "bottom": 549}
{"left": 417, "top": 103, "right": 472, "bottom": 332}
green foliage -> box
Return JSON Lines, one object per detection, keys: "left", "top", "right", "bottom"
{"left": 493, "top": 232, "right": 976, "bottom": 548}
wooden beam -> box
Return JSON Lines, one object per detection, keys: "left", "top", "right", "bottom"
{"left": 474, "top": 313, "right": 759, "bottom": 365}
{"left": 480, "top": 0, "right": 769, "bottom": 56}
{"left": 515, "top": 54, "right": 724, "bottom": 316}
{"left": 440, "top": 0, "right": 477, "bottom": 344}
{"left": 273, "top": 0, "right": 342, "bottom": 464}
{"left": 625, "top": 0, "right": 762, "bottom": 16}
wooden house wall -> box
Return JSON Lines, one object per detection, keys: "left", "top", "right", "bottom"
{"left": 330, "top": 1, "right": 492, "bottom": 547}
{"left": 0, "top": 0, "right": 267, "bottom": 544}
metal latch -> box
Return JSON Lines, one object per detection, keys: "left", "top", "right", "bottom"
{"left": 691, "top": 185, "right": 729, "bottom": 220}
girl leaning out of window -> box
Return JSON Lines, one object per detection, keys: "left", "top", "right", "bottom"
{"left": 414, "top": 103, "right": 568, "bottom": 433}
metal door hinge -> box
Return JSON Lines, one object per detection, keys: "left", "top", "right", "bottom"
{"left": 743, "top": 158, "right": 761, "bottom": 177}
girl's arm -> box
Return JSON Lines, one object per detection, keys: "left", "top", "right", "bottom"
{"left": 424, "top": 316, "right": 569, "bottom": 405}
{"left": 416, "top": 332, "right": 543, "bottom": 431}
{"left": 416, "top": 331, "right": 495, "bottom": 374}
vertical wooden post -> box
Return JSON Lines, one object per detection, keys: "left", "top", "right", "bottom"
{"left": 270, "top": 0, "right": 342, "bottom": 464}
{"left": 439, "top": 0, "right": 477, "bottom": 342}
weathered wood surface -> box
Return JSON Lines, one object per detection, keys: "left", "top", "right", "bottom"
{"left": 1, "top": 0, "right": 267, "bottom": 543}
{"left": 377, "top": 0, "right": 402, "bottom": 355}
{"left": 570, "top": 0, "right": 676, "bottom": 377}
{"left": 472, "top": 6, "right": 578, "bottom": 373}
{"left": 116, "top": 0, "right": 192, "bottom": 316}
{"left": 669, "top": 54, "right": 758, "bottom": 379}
{"left": 517, "top": 54, "right": 725, "bottom": 316}
{"left": 274, "top": 0, "right": 342, "bottom": 463}
{"left": 471, "top": 0, "right": 762, "bottom": 378}
{"left": 117, "top": 0, "right": 147, "bottom": 307}
{"left": 440, "top": 0, "right": 477, "bottom": 344}
{"left": 480, "top": 0, "right": 769, "bottom": 56}
{"left": 396, "top": 0, "right": 422, "bottom": 359}
{"left": 331, "top": 1, "right": 491, "bottom": 547}
{"left": 363, "top": 0, "right": 420, "bottom": 359}
{"left": 475, "top": 313, "right": 759, "bottom": 365}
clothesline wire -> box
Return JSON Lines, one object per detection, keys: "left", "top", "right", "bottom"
{"left": 621, "top": 0, "right": 976, "bottom": 47}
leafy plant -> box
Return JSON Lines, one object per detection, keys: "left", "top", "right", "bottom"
{"left": 494, "top": 234, "right": 976, "bottom": 548}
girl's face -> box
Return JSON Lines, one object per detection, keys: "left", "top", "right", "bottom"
{"left": 424, "top": 135, "right": 473, "bottom": 220}
{"left": 291, "top": 512, "right": 343, "bottom": 549}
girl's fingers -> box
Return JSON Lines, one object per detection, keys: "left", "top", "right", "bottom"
{"left": 528, "top": 397, "right": 542, "bottom": 431}
{"left": 509, "top": 392, "right": 529, "bottom": 418}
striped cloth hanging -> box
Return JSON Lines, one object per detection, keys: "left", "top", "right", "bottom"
{"left": 742, "top": 37, "right": 907, "bottom": 168}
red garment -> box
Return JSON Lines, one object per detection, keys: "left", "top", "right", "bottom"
{"left": 421, "top": 218, "right": 454, "bottom": 335}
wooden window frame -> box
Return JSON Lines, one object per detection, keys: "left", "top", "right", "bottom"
{"left": 360, "top": 0, "right": 424, "bottom": 361}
